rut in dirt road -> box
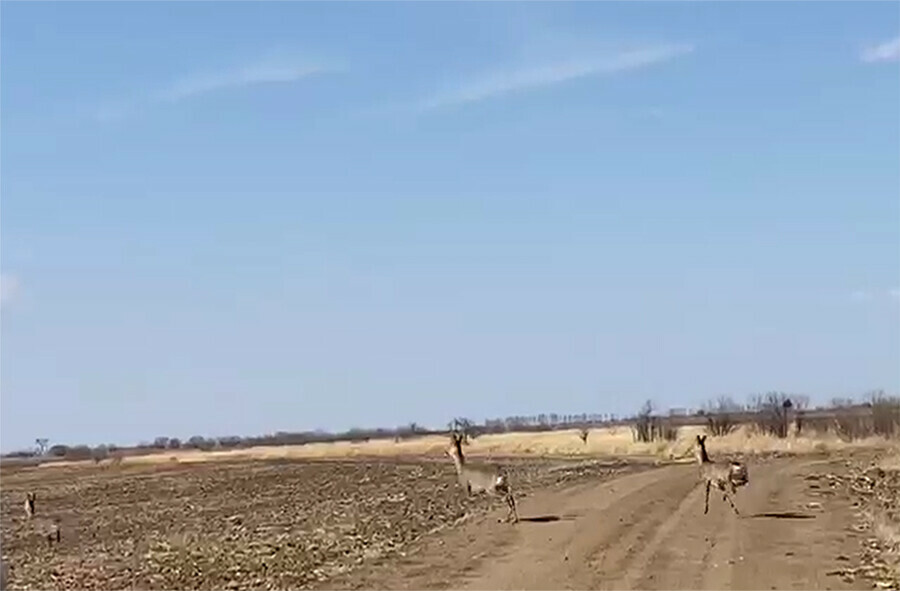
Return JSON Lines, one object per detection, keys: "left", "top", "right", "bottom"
{"left": 335, "top": 457, "right": 872, "bottom": 591}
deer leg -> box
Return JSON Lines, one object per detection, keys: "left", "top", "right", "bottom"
{"left": 506, "top": 491, "right": 519, "bottom": 523}
{"left": 724, "top": 491, "right": 740, "bottom": 515}
{"left": 704, "top": 481, "right": 711, "bottom": 514}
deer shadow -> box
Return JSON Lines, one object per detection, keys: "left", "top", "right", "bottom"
{"left": 746, "top": 511, "right": 816, "bottom": 520}
{"left": 518, "top": 514, "right": 577, "bottom": 524}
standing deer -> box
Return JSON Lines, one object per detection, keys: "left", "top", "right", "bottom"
{"left": 23, "top": 492, "right": 61, "bottom": 547}
{"left": 446, "top": 432, "right": 518, "bottom": 523}
{"left": 695, "top": 435, "right": 749, "bottom": 515}
{"left": 24, "top": 492, "right": 35, "bottom": 518}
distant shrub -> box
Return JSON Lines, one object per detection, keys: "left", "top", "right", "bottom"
{"left": 48, "top": 444, "right": 69, "bottom": 458}
{"left": 834, "top": 407, "right": 873, "bottom": 441}
{"left": 217, "top": 436, "right": 243, "bottom": 449}
{"left": 4, "top": 450, "right": 37, "bottom": 459}
{"left": 632, "top": 401, "right": 679, "bottom": 443}
{"left": 804, "top": 415, "right": 833, "bottom": 436}
{"left": 869, "top": 391, "right": 900, "bottom": 438}
{"left": 91, "top": 445, "right": 109, "bottom": 463}
{"left": 65, "top": 445, "right": 93, "bottom": 461}
{"left": 656, "top": 421, "right": 679, "bottom": 441}
{"left": 750, "top": 392, "right": 793, "bottom": 438}
{"left": 704, "top": 396, "right": 741, "bottom": 437}
{"left": 633, "top": 400, "right": 655, "bottom": 443}
{"left": 187, "top": 436, "right": 215, "bottom": 451}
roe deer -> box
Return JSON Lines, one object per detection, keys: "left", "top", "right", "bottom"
{"left": 446, "top": 432, "right": 518, "bottom": 523}
{"left": 23, "top": 492, "right": 61, "bottom": 548}
{"left": 696, "top": 435, "right": 748, "bottom": 515}
{"left": 24, "top": 492, "right": 35, "bottom": 518}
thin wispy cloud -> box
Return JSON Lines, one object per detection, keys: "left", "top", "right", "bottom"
{"left": 861, "top": 35, "right": 900, "bottom": 63}
{"left": 851, "top": 288, "right": 900, "bottom": 304}
{"left": 157, "top": 61, "right": 332, "bottom": 104}
{"left": 417, "top": 44, "right": 694, "bottom": 112}
{"left": 94, "top": 52, "right": 339, "bottom": 121}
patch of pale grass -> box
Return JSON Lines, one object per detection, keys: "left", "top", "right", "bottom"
{"left": 875, "top": 519, "right": 900, "bottom": 552}
{"left": 879, "top": 451, "right": 900, "bottom": 472}
{"left": 41, "top": 436, "right": 455, "bottom": 468}
{"left": 694, "top": 427, "right": 896, "bottom": 457}
{"left": 873, "top": 512, "right": 900, "bottom": 584}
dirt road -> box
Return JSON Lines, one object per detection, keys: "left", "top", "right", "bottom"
{"left": 328, "top": 455, "right": 872, "bottom": 590}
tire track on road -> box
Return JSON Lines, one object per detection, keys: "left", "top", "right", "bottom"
{"left": 324, "top": 455, "right": 877, "bottom": 591}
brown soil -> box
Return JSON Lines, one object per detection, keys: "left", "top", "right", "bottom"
{"left": 1, "top": 450, "right": 894, "bottom": 590}
{"left": 0, "top": 456, "right": 636, "bottom": 590}
{"left": 323, "top": 452, "right": 888, "bottom": 591}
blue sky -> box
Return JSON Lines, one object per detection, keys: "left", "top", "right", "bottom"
{"left": 1, "top": 2, "right": 898, "bottom": 451}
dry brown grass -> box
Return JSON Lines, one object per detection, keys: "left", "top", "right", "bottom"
{"left": 39, "top": 424, "right": 900, "bottom": 470}
{"left": 874, "top": 518, "right": 900, "bottom": 564}
{"left": 871, "top": 453, "right": 900, "bottom": 586}
{"left": 879, "top": 452, "right": 900, "bottom": 472}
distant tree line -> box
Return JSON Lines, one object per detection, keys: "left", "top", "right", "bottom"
{"left": 5, "top": 390, "right": 897, "bottom": 461}
{"left": 697, "top": 390, "right": 898, "bottom": 441}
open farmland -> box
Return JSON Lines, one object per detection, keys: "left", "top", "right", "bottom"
{"left": 1, "top": 429, "right": 898, "bottom": 590}
{"left": 0, "top": 452, "right": 636, "bottom": 590}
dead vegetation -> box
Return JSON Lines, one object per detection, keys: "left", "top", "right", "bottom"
{"left": 14, "top": 395, "right": 897, "bottom": 472}
{"left": 828, "top": 394, "right": 900, "bottom": 443}
{"left": 632, "top": 400, "right": 679, "bottom": 443}
{"left": 861, "top": 456, "right": 900, "bottom": 588}
{"left": 812, "top": 453, "right": 900, "bottom": 589}
{"left": 749, "top": 392, "right": 797, "bottom": 438}
{"left": 703, "top": 396, "right": 741, "bottom": 436}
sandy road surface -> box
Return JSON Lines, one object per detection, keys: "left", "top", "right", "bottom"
{"left": 326, "top": 455, "right": 871, "bottom": 590}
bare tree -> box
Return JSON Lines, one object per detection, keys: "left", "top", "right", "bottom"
{"left": 704, "top": 396, "right": 741, "bottom": 436}
{"left": 868, "top": 390, "right": 900, "bottom": 438}
{"left": 750, "top": 392, "right": 792, "bottom": 438}
{"left": 449, "top": 417, "right": 477, "bottom": 443}
{"left": 792, "top": 395, "right": 809, "bottom": 434}
{"left": 633, "top": 400, "right": 678, "bottom": 443}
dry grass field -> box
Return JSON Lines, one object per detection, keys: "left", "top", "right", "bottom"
{"left": 40, "top": 424, "right": 894, "bottom": 469}
{"left": 2, "top": 429, "right": 898, "bottom": 590}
